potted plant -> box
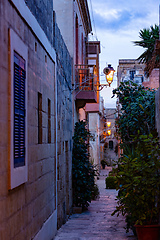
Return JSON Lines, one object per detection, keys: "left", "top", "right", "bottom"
{"left": 112, "top": 133, "right": 160, "bottom": 239}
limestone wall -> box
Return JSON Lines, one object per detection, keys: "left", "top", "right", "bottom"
{"left": 54, "top": 22, "right": 73, "bottom": 229}
{"left": 25, "top": 0, "right": 54, "bottom": 45}
{"left": 143, "top": 69, "right": 159, "bottom": 89}
{"left": 88, "top": 113, "right": 100, "bottom": 167}
{"left": 0, "top": 0, "right": 73, "bottom": 239}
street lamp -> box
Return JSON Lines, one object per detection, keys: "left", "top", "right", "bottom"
{"left": 103, "top": 64, "right": 115, "bottom": 87}
{"left": 107, "top": 129, "right": 111, "bottom": 136}
{"left": 106, "top": 121, "right": 111, "bottom": 127}
{"left": 97, "top": 64, "right": 115, "bottom": 91}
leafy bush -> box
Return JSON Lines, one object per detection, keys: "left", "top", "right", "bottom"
{"left": 91, "top": 184, "right": 100, "bottom": 200}
{"left": 108, "top": 170, "right": 116, "bottom": 177}
{"left": 72, "top": 121, "right": 98, "bottom": 209}
{"left": 101, "top": 159, "right": 107, "bottom": 165}
{"left": 112, "top": 81, "right": 160, "bottom": 233}
{"left": 105, "top": 176, "right": 117, "bottom": 189}
{"left": 112, "top": 134, "right": 160, "bottom": 232}
{"left": 112, "top": 81, "right": 156, "bottom": 143}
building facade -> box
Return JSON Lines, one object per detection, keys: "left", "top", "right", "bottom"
{"left": 53, "top": 0, "right": 101, "bottom": 226}
{"left": 0, "top": 0, "right": 101, "bottom": 239}
{"left": 54, "top": 0, "right": 93, "bottom": 122}
{"left": 0, "top": 0, "right": 73, "bottom": 239}
{"left": 117, "top": 59, "right": 148, "bottom": 86}
{"left": 117, "top": 59, "right": 159, "bottom": 89}
{"left": 54, "top": 0, "right": 102, "bottom": 169}
{"left": 102, "top": 108, "right": 118, "bottom": 166}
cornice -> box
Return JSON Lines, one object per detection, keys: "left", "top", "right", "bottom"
{"left": 78, "top": 0, "right": 92, "bottom": 34}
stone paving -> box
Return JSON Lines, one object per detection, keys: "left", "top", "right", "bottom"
{"left": 54, "top": 167, "right": 137, "bottom": 240}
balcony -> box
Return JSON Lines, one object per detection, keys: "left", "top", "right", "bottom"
{"left": 75, "top": 64, "right": 97, "bottom": 108}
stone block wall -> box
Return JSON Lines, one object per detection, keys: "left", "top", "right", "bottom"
{"left": 0, "top": 0, "right": 73, "bottom": 238}
{"left": 155, "top": 89, "right": 160, "bottom": 138}
{"left": 88, "top": 113, "right": 100, "bottom": 167}
{"left": 143, "top": 69, "right": 159, "bottom": 89}
{"left": 25, "top": 0, "right": 53, "bottom": 44}
{"left": 0, "top": 1, "right": 64, "bottom": 240}
{"left": 54, "top": 21, "right": 73, "bottom": 228}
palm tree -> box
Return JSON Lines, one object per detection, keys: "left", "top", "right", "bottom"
{"left": 133, "top": 24, "right": 159, "bottom": 75}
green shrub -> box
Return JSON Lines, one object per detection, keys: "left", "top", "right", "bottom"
{"left": 108, "top": 170, "right": 116, "bottom": 177}
{"left": 112, "top": 134, "right": 160, "bottom": 232}
{"left": 72, "top": 121, "right": 98, "bottom": 209}
{"left": 91, "top": 183, "right": 100, "bottom": 200}
{"left": 112, "top": 80, "right": 159, "bottom": 234}
{"left": 105, "top": 176, "right": 116, "bottom": 189}
{"left": 112, "top": 81, "right": 156, "bottom": 143}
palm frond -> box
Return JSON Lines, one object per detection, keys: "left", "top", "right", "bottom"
{"left": 133, "top": 24, "right": 159, "bottom": 75}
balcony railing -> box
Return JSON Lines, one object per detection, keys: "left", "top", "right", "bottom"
{"left": 75, "top": 64, "right": 97, "bottom": 91}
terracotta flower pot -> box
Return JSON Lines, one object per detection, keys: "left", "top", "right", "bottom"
{"left": 135, "top": 225, "right": 160, "bottom": 240}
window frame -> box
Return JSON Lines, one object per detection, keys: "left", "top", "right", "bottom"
{"left": 13, "top": 52, "right": 26, "bottom": 168}
{"left": 38, "top": 92, "right": 42, "bottom": 144}
{"left": 9, "top": 29, "right": 28, "bottom": 189}
{"left": 48, "top": 98, "right": 51, "bottom": 143}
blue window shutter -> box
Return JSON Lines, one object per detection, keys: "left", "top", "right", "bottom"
{"left": 14, "top": 53, "right": 26, "bottom": 168}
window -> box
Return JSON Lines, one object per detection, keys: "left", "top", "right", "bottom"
{"left": 14, "top": 52, "right": 26, "bottom": 168}
{"left": 81, "top": 33, "right": 83, "bottom": 64}
{"left": 75, "top": 16, "right": 79, "bottom": 65}
{"left": 134, "top": 76, "right": 143, "bottom": 85}
{"left": 38, "top": 92, "right": 42, "bottom": 144}
{"left": 109, "top": 141, "right": 113, "bottom": 150}
{"left": 130, "top": 70, "right": 135, "bottom": 80}
{"left": 9, "top": 29, "right": 28, "bottom": 189}
{"left": 48, "top": 98, "right": 51, "bottom": 143}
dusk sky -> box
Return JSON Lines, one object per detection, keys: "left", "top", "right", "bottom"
{"left": 88, "top": 0, "right": 159, "bottom": 108}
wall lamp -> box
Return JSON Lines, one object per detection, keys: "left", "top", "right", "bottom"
{"left": 97, "top": 64, "right": 115, "bottom": 91}
{"left": 103, "top": 64, "right": 115, "bottom": 85}
{"left": 106, "top": 121, "right": 111, "bottom": 127}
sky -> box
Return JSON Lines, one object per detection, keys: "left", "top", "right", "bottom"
{"left": 88, "top": 0, "right": 159, "bottom": 108}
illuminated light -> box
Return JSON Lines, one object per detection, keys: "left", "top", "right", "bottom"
{"left": 107, "top": 130, "right": 111, "bottom": 136}
{"left": 107, "top": 121, "right": 111, "bottom": 127}
{"left": 106, "top": 70, "right": 114, "bottom": 86}
{"left": 103, "top": 64, "right": 115, "bottom": 87}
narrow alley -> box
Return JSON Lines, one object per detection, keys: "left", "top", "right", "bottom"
{"left": 54, "top": 168, "right": 137, "bottom": 240}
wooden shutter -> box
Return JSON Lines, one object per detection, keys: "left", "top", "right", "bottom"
{"left": 14, "top": 53, "right": 26, "bottom": 168}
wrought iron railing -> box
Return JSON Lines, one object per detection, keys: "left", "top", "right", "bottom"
{"left": 75, "top": 64, "right": 97, "bottom": 91}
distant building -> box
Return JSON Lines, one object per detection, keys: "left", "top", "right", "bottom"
{"left": 117, "top": 59, "right": 159, "bottom": 89}
{"left": 101, "top": 108, "right": 118, "bottom": 166}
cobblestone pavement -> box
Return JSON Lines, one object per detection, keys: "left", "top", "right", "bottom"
{"left": 54, "top": 167, "right": 137, "bottom": 240}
